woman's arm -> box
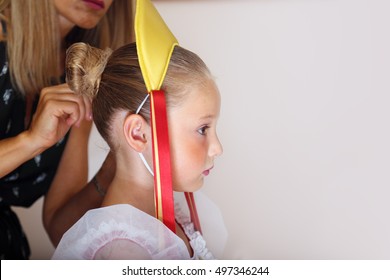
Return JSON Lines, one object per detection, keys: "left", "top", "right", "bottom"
{"left": 0, "top": 131, "right": 44, "bottom": 178}
{"left": 43, "top": 120, "right": 116, "bottom": 246}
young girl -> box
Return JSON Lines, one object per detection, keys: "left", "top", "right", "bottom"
{"left": 52, "top": 0, "right": 223, "bottom": 260}
{"left": 52, "top": 38, "right": 222, "bottom": 259}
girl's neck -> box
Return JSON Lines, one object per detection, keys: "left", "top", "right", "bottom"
{"left": 102, "top": 154, "right": 194, "bottom": 257}
{"left": 101, "top": 171, "right": 156, "bottom": 217}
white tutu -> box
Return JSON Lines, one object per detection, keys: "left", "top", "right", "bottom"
{"left": 52, "top": 192, "right": 226, "bottom": 260}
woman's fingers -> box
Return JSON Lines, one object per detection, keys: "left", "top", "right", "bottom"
{"left": 28, "top": 83, "right": 92, "bottom": 149}
{"left": 39, "top": 85, "right": 88, "bottom": 126}
{"left": 82, "top": 95, "right": 93, "bottom": 121}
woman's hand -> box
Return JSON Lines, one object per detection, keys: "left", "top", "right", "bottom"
{"left": 0, "top": 83, "right": 92, "bottom": 178}
{"left": 26, "top": 83, "right": 92, "bottom": 153}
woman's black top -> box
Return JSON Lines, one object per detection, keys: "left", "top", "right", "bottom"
{"left": 0, "top": 41, "right": 69, "bottom": 259}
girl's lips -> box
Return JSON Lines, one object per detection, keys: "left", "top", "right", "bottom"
{"left": 83, "top": 0, "right": 105, "bottom": 10}
{"left": 203, "top": 166, "right": 214, "bottom": 176}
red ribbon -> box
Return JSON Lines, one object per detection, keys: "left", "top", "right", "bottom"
{"left": 150, "top": 90, "right": 176, "bottom": 233}
{"left": 185, "top": 192, "right": 202, "bottom": 234}
{"left": 150, "top": 90, "right": 202, "bottom": 234}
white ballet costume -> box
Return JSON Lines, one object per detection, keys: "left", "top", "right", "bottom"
{"left": 52, "top": 203, "right": 214, "bottom": 260}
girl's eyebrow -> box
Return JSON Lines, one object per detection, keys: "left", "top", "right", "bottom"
{"left": 199, "top": 114, "right": 215, "bottom": 121}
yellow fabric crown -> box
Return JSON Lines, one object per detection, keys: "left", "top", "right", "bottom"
{"left": 135, "top": 0, "right": 179, "bottom": 92}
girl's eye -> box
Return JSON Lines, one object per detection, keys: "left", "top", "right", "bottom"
{"left": 197, "top": 126, "right": 209, "bottom": 136}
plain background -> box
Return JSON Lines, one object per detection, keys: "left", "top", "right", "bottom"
{"left": 13, "top": 0, "right": 390, "bottom": 259}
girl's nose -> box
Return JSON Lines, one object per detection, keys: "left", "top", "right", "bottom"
{"left": 210, "top": 135, "right": 223, "bottom": 158}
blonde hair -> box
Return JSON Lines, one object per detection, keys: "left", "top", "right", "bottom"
{"left": 0, "top": 0, "right": 133, "bottom": 97}
{"left": 66, "top": 42, "right": 212, "bottom": 148}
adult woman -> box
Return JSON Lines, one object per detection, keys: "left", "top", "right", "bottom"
{"left": 0, "top": 0, "right": 133, "bottom": 259}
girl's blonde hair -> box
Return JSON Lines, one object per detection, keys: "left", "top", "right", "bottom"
{"left": 0, "top": 0, "right": 133, "bottom": 97}
{"left": 66, "top": 42, "right": 212, "bottom": 148}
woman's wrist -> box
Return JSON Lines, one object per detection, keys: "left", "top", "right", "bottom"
{"left": 91, "top": 166, "right": 113, "bottom": 197}
{"left": 89, "top": 151, "right": 115, "bottom": 197}
{"left": 91, "top": 175, "right": 106, "bottom": 197}
{"left": 20, "top": 130, "right": 46, "bottom": 157}
{"left": 0, "top": 132, "right": 45, "bottom": 178}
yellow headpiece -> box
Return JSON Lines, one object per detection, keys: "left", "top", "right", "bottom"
{"left": 135, "top": 0, "right": 178, "bottom": 92}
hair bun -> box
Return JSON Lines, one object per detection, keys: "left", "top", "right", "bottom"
{"left": 66, "top": 42, "right": 112, "bottom": 99}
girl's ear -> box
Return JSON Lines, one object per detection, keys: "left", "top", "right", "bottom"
{"left": 123, "top": 114, "right": 149, "bottom": 152}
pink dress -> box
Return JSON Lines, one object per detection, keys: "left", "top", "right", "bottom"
{"left": 52, "top": 203, "right": 214, "bottom": 260}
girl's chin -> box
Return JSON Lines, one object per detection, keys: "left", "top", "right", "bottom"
{"left": 173, "top": 181, "right": 204, "bottom": 193}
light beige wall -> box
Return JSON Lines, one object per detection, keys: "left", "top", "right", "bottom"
{"left": 14, "top": 0, "right": 390, "bottom": 259}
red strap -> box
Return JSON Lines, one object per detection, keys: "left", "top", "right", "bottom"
{"left": 150, "top": 90, "right": 176, "bottom": 233}
{"left": 185, "top": 192, "right": 202, "bottom": 234}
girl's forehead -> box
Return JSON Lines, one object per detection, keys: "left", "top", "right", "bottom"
{"left": 170, "top": 81, "right": 220, "bottom": 118}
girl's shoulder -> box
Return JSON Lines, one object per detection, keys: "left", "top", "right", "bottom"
{"left": 93, "top": 238, "right": 152, "bottom": 260}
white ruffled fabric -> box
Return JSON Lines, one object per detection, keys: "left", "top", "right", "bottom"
{"left": 174, "top": 203, "right": 214, "bottom": 260}
{"left": 52, "top": 203, "right": 214, "bottom": 260}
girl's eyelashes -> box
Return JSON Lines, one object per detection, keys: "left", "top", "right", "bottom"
{"left": 197, "top": 125, "right": 210, "bottom": 136}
